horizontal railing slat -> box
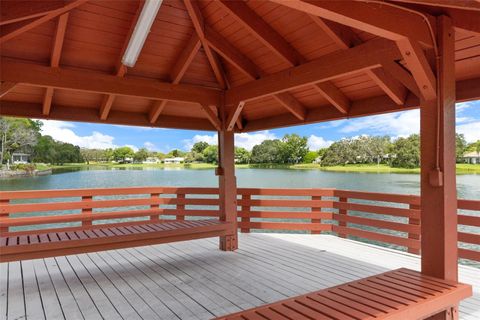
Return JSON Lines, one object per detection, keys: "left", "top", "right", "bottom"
{"left": 332, "top": 213, "right": 420, "bottom": 234}
{"left": 238, "top": 222, "right": 331, "bottom": 232}
{"left": 333, "top": 202, "right": 420, "bottom": 218}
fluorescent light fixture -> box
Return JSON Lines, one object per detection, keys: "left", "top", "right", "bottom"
{"left": 122, "top": 0, "right": 163, "bottom": 67}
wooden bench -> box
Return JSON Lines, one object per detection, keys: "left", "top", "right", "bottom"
{"left": 215, "top": 268, "right": 472, "bottom": 320}
{"left": 0, "top": 219, "right": 231, "bottom": 262}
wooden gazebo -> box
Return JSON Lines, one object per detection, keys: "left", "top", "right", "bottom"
{"left": 1, "top": 1, "right": 480, "bottom": 319}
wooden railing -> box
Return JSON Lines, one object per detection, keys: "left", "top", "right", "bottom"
{"left": 0, "top": 187, "right": 479, "bottom": 263}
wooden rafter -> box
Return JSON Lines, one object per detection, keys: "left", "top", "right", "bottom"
{"left": 397, "top": 39, "right": 437, "bottom": 100}
{"left": 225, "top": 39, "right": 402, "bottom": 105}
{"left": 184, "top": 0, "right": 227, "bottom": 89}
{"left": 42, "top": 13, "right": 69, "bottom": 116}
{"left": 0, "top": 101, "right": 215, "bottom": 131}
{"left": 215, "top": 0, "right": 308, "bottom": 126}
{"left": 149, "top": 32, "right": 201, "bottom": 124}
{"left": 1, "top": 60, "right": 220, "bottom": 106}
{"left": 271, "top": 0, "right": 434, "bottom": 47}
{"left": 100, "top": 2, "right": 144, "bottom": 121}
{"left": 0, "top": 0, "right": 88, "bottom": 44}
{"left": 314, "top": 82, "right": 350, "bottom": 114}
{"left": 390, "top": 0, "right": 480, "bottom": 11}
{"left": 0, "top": 1, "right": 66, "bottom": 26}
{"left": 217, "top": 0, "right": 302, "bottom": 66}
{"left": 0, "top": 81, "right": 16, "bottom": 98}
{"left": 272, "top": 93, "right": 307, "bottom": 121}
{"left": 310, "top": 15, "right": 409, "bottom": 106}
{"left": 382, "top": 60, "right": 421, "bottom": 97}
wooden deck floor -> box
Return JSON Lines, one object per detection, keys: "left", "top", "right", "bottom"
{"left": 1, "top": 233, "right": 478, "bottom": 320}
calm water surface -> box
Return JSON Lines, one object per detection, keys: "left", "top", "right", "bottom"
{"left": 1, "top": 167, "right": 479, "bottom": 200}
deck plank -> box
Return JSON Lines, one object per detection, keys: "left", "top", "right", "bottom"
{"left": 0, "top": 234, "right": 478, "bottom": 320}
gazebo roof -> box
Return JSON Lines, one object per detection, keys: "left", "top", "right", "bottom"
{"left": 1, "top": 0, "right": 479, "bottom": 132}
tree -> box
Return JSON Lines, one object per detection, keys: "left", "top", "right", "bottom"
{"left": 192, "top": 141, "right": 209, "bottom": 153}
{"left": 0, "top": 117, "right": 40, "bottom": 164}
{"left": 113, "top": 146, "right": 134, "bottom": 162}
{"left": 134, "top": 148, "right": 149, "bottom": 163}
{"left": 280, "top": 134, "right": 308, "bottom": 164}
{"left": 390, "top": 134, "right": 420, "bottom": 168}
{"left": 235, "top": 147, "right": 251, "bottom": 164}
{"left": 456, "top": 133, "right": 467, "bottom": 162}
{"left": 303, "top": 151, "right": 318, "bottom": 163}
{"left": 202, "top": 145, "right": 218, "bottom": 163}
{"left": 251, "top": 139, "right": 283, "bottom": 163}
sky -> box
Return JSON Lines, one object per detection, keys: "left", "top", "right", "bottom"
{"left": 39, "top": 100, "right": 480, "bottom": 153}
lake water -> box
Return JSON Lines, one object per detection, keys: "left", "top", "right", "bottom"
{"left": 1, "top": 167, "right": 480, "bottom": 200}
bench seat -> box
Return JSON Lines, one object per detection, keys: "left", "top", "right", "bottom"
{"left": 0, "top": 219, "right": 231, "bottom": 262}
{"left": 215, "top": 268, "right": 472, "bottom": 320}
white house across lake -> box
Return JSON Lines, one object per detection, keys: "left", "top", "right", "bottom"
{"left": 463, "top": 151, "right": 480, "bottom": 164}
{"left": 164, "top": 157, "right": 184, "bottom": 164}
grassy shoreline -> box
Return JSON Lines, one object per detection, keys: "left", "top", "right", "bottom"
{"left": 46, "top": 162, "right": 480, "bottom": 174}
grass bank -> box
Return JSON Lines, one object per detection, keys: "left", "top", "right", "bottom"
{"left": 47, "top": 162, "right": 480, "bottom": 173}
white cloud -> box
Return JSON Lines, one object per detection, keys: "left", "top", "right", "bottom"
{"left": 457, "top": 121, "right": 480, "bottom": 143}
{"left": 125, "top": 144, "right": 139, "bottom": 152}
{"left": 318, "top": 119, "right": 347, "bottom": 129}
{"left": 339, "top": 110, "right": 420, "bottom": 138}
{"left": 182, "top": 130, "right": 277, "bottom": 151}
{"left": 307, "top": 135, "right": 333, "bottom": 150}
{"left": 40, "top": 120, "right": 117, "bottom": 149}
{"left": 144, "top": 141, "right": 156, "bottom": 150}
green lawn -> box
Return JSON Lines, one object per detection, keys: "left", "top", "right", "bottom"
{"left": 45, "top": 162, "right": 480, "bottom": 173}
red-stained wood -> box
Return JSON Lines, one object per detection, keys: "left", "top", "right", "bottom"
{"left": 396, "top": 39, "right": 437, "bottom": 101}
{"left": 367, "top": 68, "right": 408, "bottom": 105}
{"left": 218, "top": 104, "right": 238, "bottom": 251}
{"left": 0, "top": 59, "right": 220, "bottom": 106}
{"left": 0, "top": 0, "right": 88, "bottom": 44}
{"left": 314, "top": 82, "right": 350, "bottom": 114}
{"left": 272, "top": 92, "right": 307, "bottom": 120}
{"left": 0, "top": 81, "right": 16, "bottom": 98}
{"left": 225, "top": 38, "right": 402, "bottom": 105}
{"left": 420, "top": 14, "right": 458, "bottom": 297}
{"left": 214, "top": 268, "right": 472, "bottom": 320}
{"left": 0, "top": 0, "right": 66, "bottom": 26}
{"left": 43, "top": 13, "right": 69, "bottom": 115}
{"left": 271, "top": 0, "right": 434, "bottom": 47}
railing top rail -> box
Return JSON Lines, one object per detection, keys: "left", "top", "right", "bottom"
{"left": 334, "top": 189, "right": 420, "bottom": 205}
{"left": 237, "top": 188, "right": 335, "bottom": 196}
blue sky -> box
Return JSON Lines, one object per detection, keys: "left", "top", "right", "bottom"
{"left": 40, "top": 100, "right": 480, "bottom": 152}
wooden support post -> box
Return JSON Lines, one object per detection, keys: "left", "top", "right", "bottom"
{"left": 150, "top": 193, "right": 161, "bottom": 222}
{"left": 337, "top": 197, "right": 348, "bottom": 238}
{"left": 81, "top": 196, "right": 93, "bottom": 226}
{"left": 408, "top": 203, "right": 421, "bottom": 255}
{"left": 241, "top": 194, "right": 251, "bottom": 233}
{"left": 218, "top": 102, "right": 238, "bottom": 251}
{"left": 420, "top": 16, "right": 457, "bottom": 320}
{"left": 176, "top": 193, "right": 185, "bottom": 221}
{"left": 311, "top": 195, "right": 322, "bottom": 235}
{"left": 0, "top": 199, "right": 9, "bottom": 234}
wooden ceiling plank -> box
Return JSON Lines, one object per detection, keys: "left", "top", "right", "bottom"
{"left": 205, "top": 26, "right": 258, "bottom": 80}
{"left": 149, "top": 100, "right": 168, "bottom": 124}
{"left": 0, "top": 81, "right": 16, "bottom": 98}
{"left": 227, "top": 102, "right": 245, "bottom": 131}
{"left": 0, "top": 0, "right": 66, "bottom": 26}
{"left": 382, "top": 60, "right": 421, "bottom": 98}
{"left": 0, "top": 101, "right": 215, "bottom": 131}
{"left": 272, "top": 92, "right": 307, "bottom": 120}
{"left": 184, "top": 0, "right": 227, "bottom": 89}
{"left": 1, "top": 59, "right": 221, "bottom": 106}
{"left": 0, "top": 0, "right": 88, "bottom": 44}
{"left": 217, "top": 0, "right": 302, "bottom": 66}
{"left": 42, "top": 13, "right": 69, "bottom": 116}
{"left": 396, "top": 39, "right": 437, "bottom": 100}
{"left": 366, "top": 68, "right": 408, "bottom": 105}
{"left": 100, "top": 2, "right": 144, "bottom": 121}
{"left": 309, "top": 15, "right": 362, "bottom": 49}
{"left": 314, "top": 82, "right": 350, "bottom": 114}
{"left": 389, "top": 0, "right": 480, "bottom": 11}
{"left": 271, "top": 0, "right": 434, "bottom": 47}
{"left": 170, "top": 33, "right": 201, "bottom": 83}
{"left": 225, "top": 38, "right": 402, "bottom": 105}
